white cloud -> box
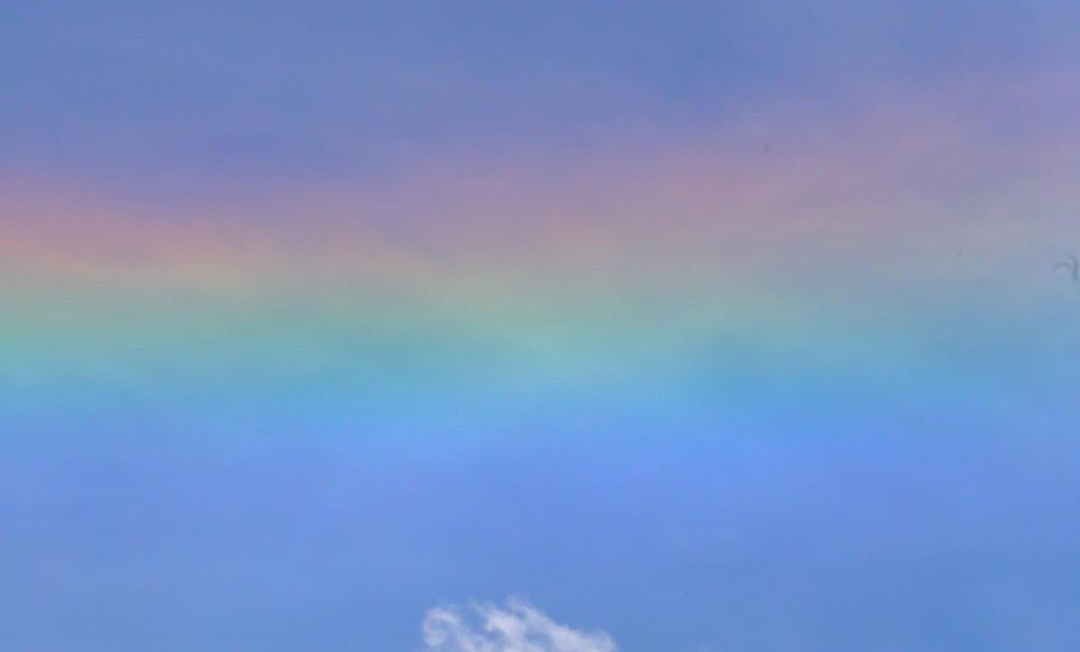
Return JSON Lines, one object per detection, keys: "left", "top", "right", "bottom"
{"left": 421, "top": 598, "right": 618, "bottom": 652}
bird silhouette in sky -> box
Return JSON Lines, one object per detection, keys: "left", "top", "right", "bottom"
{"left": 1054, "top": 253, "right": 1079, "bottom": 282}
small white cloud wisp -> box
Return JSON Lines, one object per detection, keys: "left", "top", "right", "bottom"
{"left": 421, "top": 598, "right": 618, "bottom": 652}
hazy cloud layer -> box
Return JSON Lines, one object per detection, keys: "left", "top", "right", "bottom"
{"left": 422, "top": 599, "right": 617, "bottom": 652}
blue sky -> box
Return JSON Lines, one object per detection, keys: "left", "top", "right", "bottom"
{"left": 3, "top": 2, "right": 1080, "bottom": 651}
{"left": 5, "top": 0, "right": 1078, "bottom": 191}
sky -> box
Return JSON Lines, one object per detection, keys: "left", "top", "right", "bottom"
{"left": 3, "top": 2, "right": 1080, "bottom": 651}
